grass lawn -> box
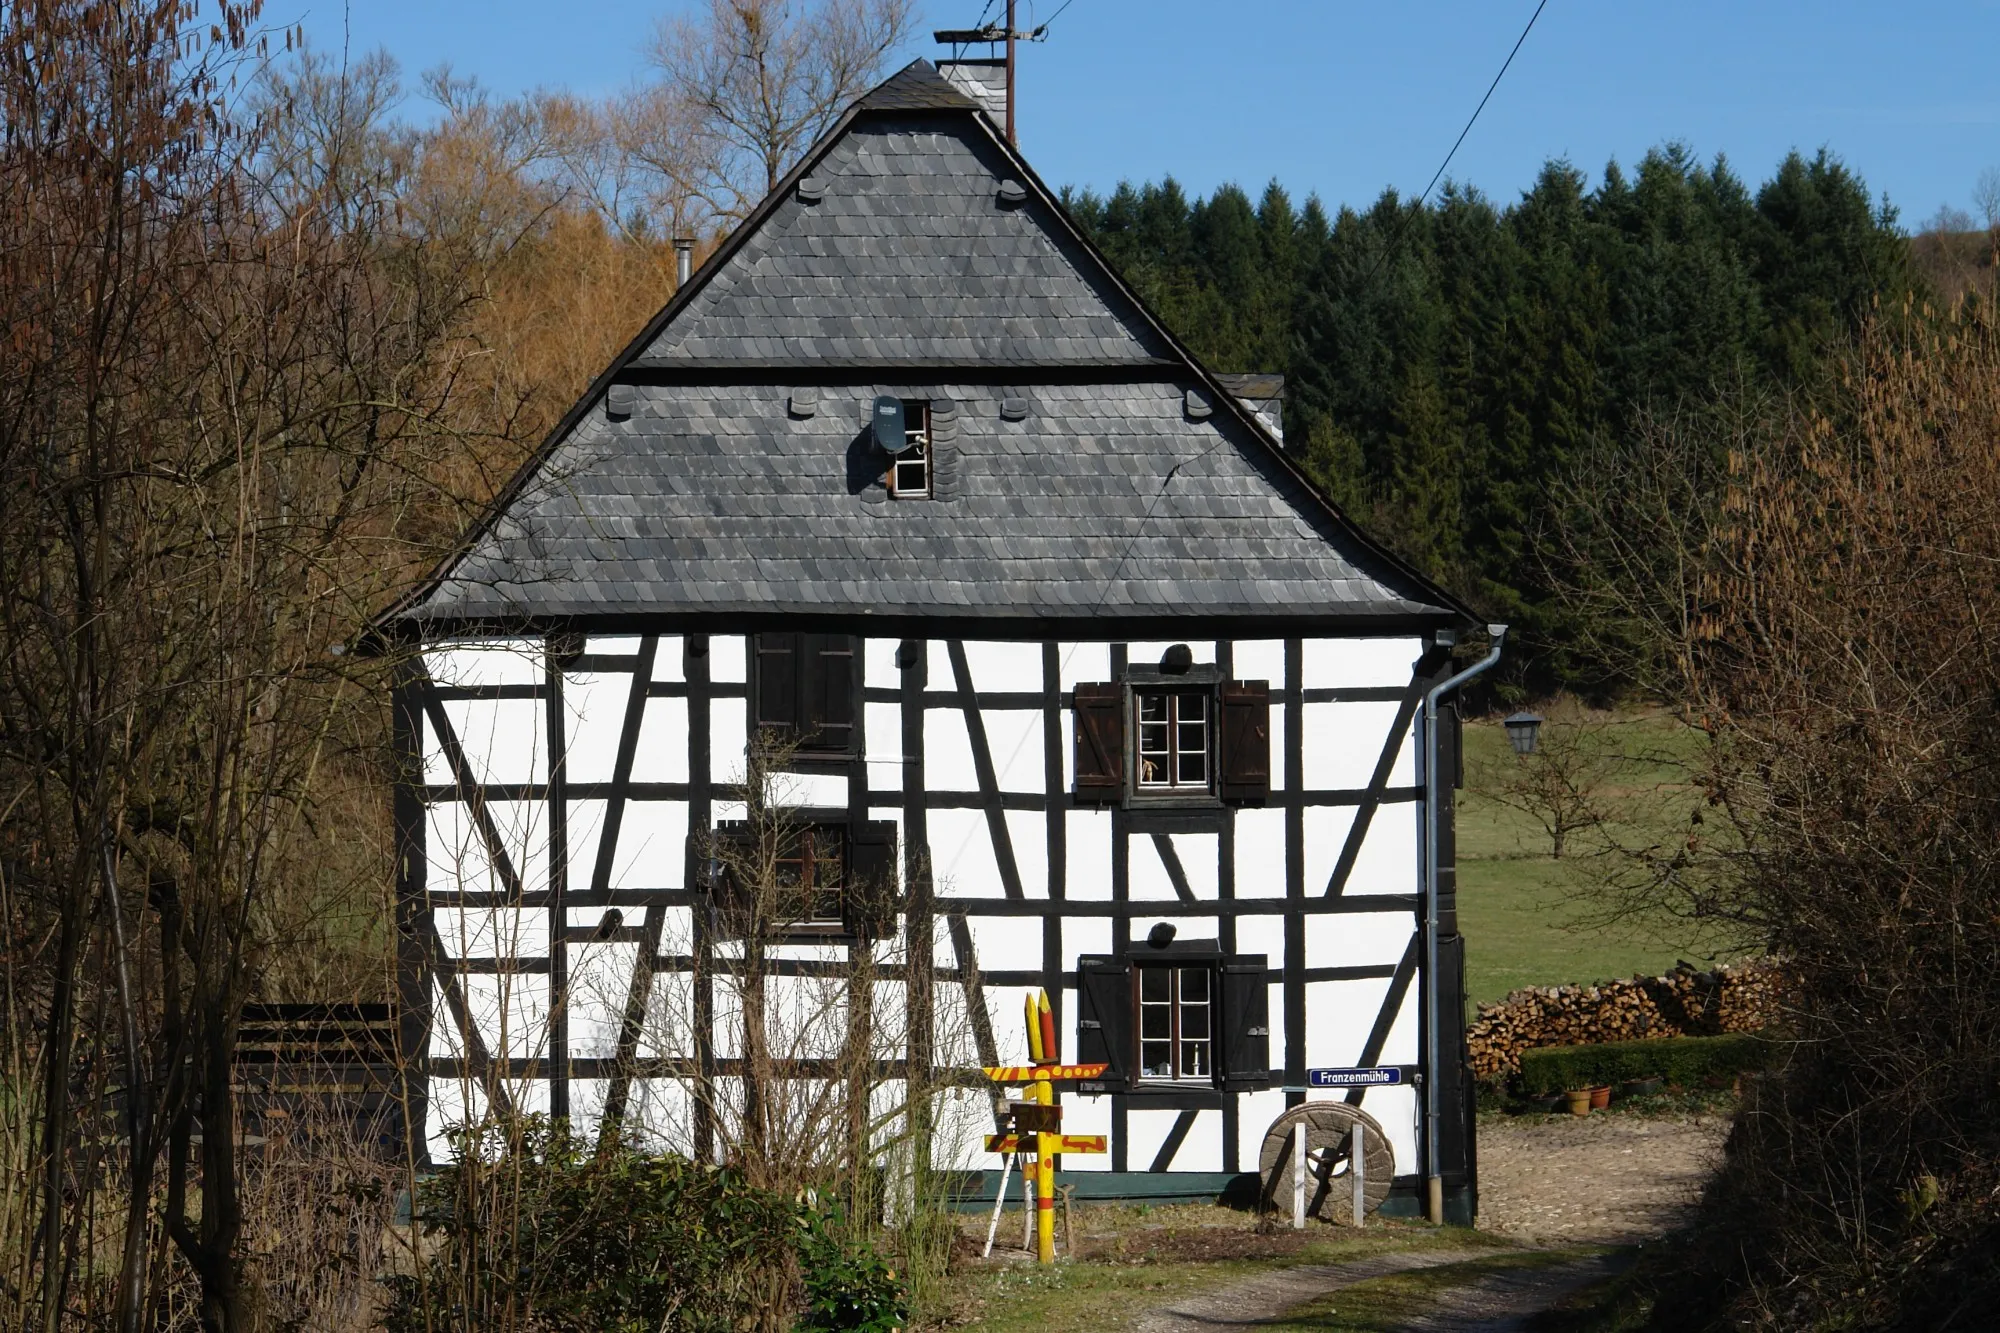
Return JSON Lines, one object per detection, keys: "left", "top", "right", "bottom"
{"left": 1455, "top": 709, "right": 1738, "bottom": 1011}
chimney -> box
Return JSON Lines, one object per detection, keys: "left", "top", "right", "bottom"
{"left": 673, "top": 237, "right": 695, "bottom": 288}
{"left": 937, "top": 58, "right": 1008, "bottom": 129}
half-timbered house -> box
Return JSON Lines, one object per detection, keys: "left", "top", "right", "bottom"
{"left": 372, "top": 59, "right": 1491, "bottom": 1223}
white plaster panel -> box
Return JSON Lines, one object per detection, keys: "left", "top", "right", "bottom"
{"left": 1379, "top": 975, "right": 1420, "bottom": 1065}
{"left": 567, "top": 941, "right": 638, "bottom": 1057}
{"left": 1161, "top": 832, "right": 1219, "bottom": 898}
{"left": 982, "top": 707, "right": 1046, "bottom": 794}
{"left": 1233, "top": 915, "right": 1285, "bottom": 967}
{"left": 1126, "top": 640, "right": 1216, "bottom": 668}
{"left": 765, "top": 939, "right": 848, "bottom": 966}
{"left": 767, "top": 973, "right": 850, "bottom": 1060}
{"left": 1234, "top": 1088, "right": 1290, "bottom": 1167}
{"left": 565, "top": 799, "right": 606, "bottom": 893}
{"left": 585, "top": 635, "right": 645, "bottom": 657}
{"left": 626, "top": 1079, "right": 696, "bottom": 1154}
{"left": 1122, "top": 1107, "right": 1183, "bottom": 1175}
{"left": 981, "top": 982, "right": 1034, "bottom": 1067}
{"left": 1128, "top": 837, "right": 1182, "bottom": 902}
{"left": 864, "top": 636, "right": 902, "bottom": 687}
{"left": 424, "top": 640, "right": 543, "bottom": 689}
{"left": 930, "top": 979, "right": 981, "bottom": 1068}
{"left": 1059, "top": 1082, "right": 1112, "bottom": 1170}
{"left": 931, "top": 1088, "right": 994, "bottom": 1171}
{"left": 864, "top": 702, "right": 903, "bottom": 790}
{"left": 1131, "top": 915, "right": 1219, "bottom": 949}
{"left": 1301, "top": 806, "right": 1357, "bottom": 898}
{"left": 463, "top": 972, "right": 552, "bottom": 1060}
{"left": 1304, "top": 977, "right": 1391, "bottom": 1071}
{"left": 424, "top": 1076, "right": 489, "bottom": 1161}
{"left": 710, "top": 975, "right": 745, "bottom": 1060}
{"left": 1231, "top": 639, "right": 1286, "bottom": 684}
{"left": 658, "top": 906, "right": 695, "bottom": 955}
{"left": 1233, "top": 807, "right": 1287, "bottom": 897}
{"left": 710, "top": 799, "right": 749, "bottom": 827}
{"left": 1269, "top": 700, "right": 1289, "bottom": 792}
{"left": 1302, "top": 637, "right": 1422, "bottom": 690}
{"left": 630, "top": 698, "right": 690, "bottom": 783}
{"left": 419, "top": 711, "right": 453, "bottom": 786}
{"left": 961, "top": 640, "right": 1046, "bottom": 695}
{"left": 1311, "top": 1083, "right": 1416, "bottom": 1178}
{"left": 486, "top": 801, "right": 551, "bottom": 894}
{"left": 1302, "top": 701, "right": 1403, "bottom": 791}
{"left": 640, "top": 971, "right": 696, "bottom": 1058}
{"left": 562, "top": 671, "right": 632, "bottom": 785}
{"left": 429, "top": 982, "right": 468, "bottom": 1058}
{"left": 765, "top": 769, "right": 848, "bottom": 808}
{"left": 1306, "top": 910, "right": 1416, "bottom": 970}
{"left": 608, "top": 802, "right": 688, "bottom": 890}
{"left": 1004, "top": 808, "right": 1048, "bottom": 897}
{"left": 568, "top": 1077, "right": 610, "bottom": 1145}
{"left": 1164, "top": 1109, "right": 1224, "bottom": 1173}
{"left": 566, "top": 905, "right": 621, "bottom": 929}
{"left": 651, "top": 637, "right": 686, "bottom": 683}
{"left": 710, "top": 697, "right": 748, "bottom": 781}
{"left": 708, "top": 635, "right": 746, "bottom": 683}
{"left": 440, "top": 698, "right": 546, "bottom": 786}
{"left": 432, "top": 907, "right": 549, "bottom": 959}
{"left": 1065, "top": 809, "right": 1113, "bottom": 900}
{"left": 929, "top": 808, "right": 1001, "bottom": 897}
{"left": 1055, "top": 642, "right": 1112, "bottom": 691}
{"left": 424, "top": 804, "right": 502, "bottom": 898}
{"left": 1346, "top": 808, "right": 1420, "bottom": 897}
{"left": 968, "top": 917, "right": 1042, "bottom": 978}
{"left": 923, "top": 706, "right": 977, "bottom": 791}
{"left": 1063, "top": 917, "right": 1113, "bottom": 970}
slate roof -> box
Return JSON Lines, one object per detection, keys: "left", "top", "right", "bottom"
{"left": 379, "top": 61, "right": 1473, "bottom": 637}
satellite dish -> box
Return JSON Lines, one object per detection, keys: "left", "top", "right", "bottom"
{"left": 871, "top": 395, "right": 905, "bottom": 453}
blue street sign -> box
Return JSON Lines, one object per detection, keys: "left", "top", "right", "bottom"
{"left": 1307, "top": 1066, "right": 1403, "bottom": 1088}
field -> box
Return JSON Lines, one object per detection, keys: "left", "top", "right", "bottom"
{"left": 1455, "top": 709, "right": 1737, "bottom": 1010}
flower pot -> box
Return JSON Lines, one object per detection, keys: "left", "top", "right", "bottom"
{"left": 1564, "top": 1089, "right": 1592, "bottom": 1116}
{"left": 1588, "top": 1085, "right": 1612, "bottom": 1110}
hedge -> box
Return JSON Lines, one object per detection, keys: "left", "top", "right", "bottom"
{"left": 1516, "top": 1032, "right": 1777, "bottom": 1095}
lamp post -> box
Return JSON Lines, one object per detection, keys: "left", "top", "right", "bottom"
{"left": 1503, "top": 712, "right": 1543, "bottom": 757}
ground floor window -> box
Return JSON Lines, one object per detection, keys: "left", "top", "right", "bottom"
{"left": 1137, "top": 964, "right": 1212, "bottom": 1080}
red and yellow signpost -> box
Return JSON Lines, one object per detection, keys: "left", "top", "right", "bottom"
{"left": 982, "top": 989, "right": 1106, "bottom": 1262}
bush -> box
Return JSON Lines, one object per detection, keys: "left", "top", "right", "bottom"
{"left": 1516, "top": 1033, "right": 1775, "bottom": 1096}
{"left": 385, "top": 1118, "right": 808, "bottom": 1332}
{"left": 796, "top": 1200, "right": 909, "bottom": 1333}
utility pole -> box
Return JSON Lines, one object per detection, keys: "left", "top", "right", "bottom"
{"left": 935, "top": 5, "right": 1047, "bottom": 146}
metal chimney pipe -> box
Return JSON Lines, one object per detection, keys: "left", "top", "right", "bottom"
{"left": 673, "top": 237, "right": 694, "bottom": 288}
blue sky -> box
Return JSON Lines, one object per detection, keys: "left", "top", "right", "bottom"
{"left": 287, "top": 1, "right": 2000, "bottom": 227}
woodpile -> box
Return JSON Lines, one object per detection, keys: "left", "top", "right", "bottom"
{"left": 1467, "top": 959, "right": 1784, "bottom": 1083}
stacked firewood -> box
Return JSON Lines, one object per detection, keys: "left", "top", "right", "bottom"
{"left": 1467, "top": 959, "right": 1784, "bottom": 1082}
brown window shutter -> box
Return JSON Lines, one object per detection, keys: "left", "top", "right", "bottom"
{"left": 1217, "top": 679, "right": 1272, "bottom": 803}
{"left": 1071, "top": 682, "right": 1124, "bottom": 804}
{"left": 1219, "top": 955, "right": 1273, "bottom": 1090}
{"left": 752, "top": 634, "right": 800, "bottom": 731}
{"left": 704, "top": 822, "right": 757, "bottom": 939}
{"left": 802, "top": 634, "right": 858, "bottom": 753}
{"left": 843, "top": 820, "right": 900, "bottom": 940}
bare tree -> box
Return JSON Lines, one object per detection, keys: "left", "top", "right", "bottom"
{"left": 1974, "top": 164, "right": 2000, "bottom": 231}
{"left": 1473, "top": 700, "right": 1616, "bottom": 859}
{"left": 643, "top": 0, "right": 918, "bottom": 222}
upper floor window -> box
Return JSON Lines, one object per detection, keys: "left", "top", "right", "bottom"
{"left": 889, "top": 399, "right": 930, "bottom": 498}
{"left": 1135, "top": 689, "right": 1210, "bottom": 790}
{"left": 708, "top": 816, "right": 900, "bottom": 941}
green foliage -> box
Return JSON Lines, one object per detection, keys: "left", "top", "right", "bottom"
{"left": 796, "top": 1201, "right": 910, "bottom": 1333}
{"left": 385, "top": 1119, "right": 825, "bottom": 1332}
{"left": 1516, "top": 1033, "right": 1774, "bottom": 1095}
{"left": 1065, "top": 146, "right": 1914, "bottom": 695}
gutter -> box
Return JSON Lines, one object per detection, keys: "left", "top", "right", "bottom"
{"left": 1423, "top": 623, "right": 1506, "bottom": 1224}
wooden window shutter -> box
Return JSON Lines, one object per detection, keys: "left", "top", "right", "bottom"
{"left": 1074, "top": 955, "right": 1134, "bottom": 1090}
{"left": 1071, "top": 683, "right": 1124, "bottom": 803}
{"left": 843, "top": 820, "right": 900, "bottom": 940}
{"left": 1219, "top": 955, "right": 1273, "bottom": 1090}
{"left": 1217, "top": 679, "right": 1272, "bottom": 803}
{"left": 752, "top": 634, "right": 800, "bottom": 731}
{"left": 802, "top": 634, "right": 858, "bottom": 753}
{"left": 703, "top": 822, "right": 757, "bottom": 940}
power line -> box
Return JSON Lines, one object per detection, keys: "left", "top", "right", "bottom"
{"left": 1361, "top": 0, "right": 1550, "bottom": 286}
{"left": 1030, "top": 0, "right": 1078, "bottom": 36}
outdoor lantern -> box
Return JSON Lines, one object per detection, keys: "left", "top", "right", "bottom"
{"left": 1504, "top": 711, "right": 1544, "bottom": 757}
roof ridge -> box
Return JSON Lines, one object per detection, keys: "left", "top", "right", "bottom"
{"left": 856, "top": 58, "right": 979, "bottom": 112}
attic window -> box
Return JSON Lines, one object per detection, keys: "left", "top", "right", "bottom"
{"left": 889, "top": 400, "right": 931, "bottom": 499}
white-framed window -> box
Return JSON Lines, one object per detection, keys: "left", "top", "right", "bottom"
{"left": 1134, "top": 688, "right": 1211, "bottom": 790}
{"left": 1136, "top": 964, "right": 1212, "bottom": 1081}
{"left": 889, "top": 399, "right": 930, "bottom": 498}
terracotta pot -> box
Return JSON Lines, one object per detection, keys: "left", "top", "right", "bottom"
{"left": 1588, "top": 1084, "right": 1612, "bottom": 1110}
{"left": 1564, "top": 1089, "right": 1592, "bottom": 1116}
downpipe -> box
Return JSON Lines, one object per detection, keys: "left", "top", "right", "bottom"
{"left": 1424, "top": 624, "right": 1506, "bottom": 1224}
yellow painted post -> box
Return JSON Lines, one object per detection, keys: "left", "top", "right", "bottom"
{"left": 1035, "top": 1066, "right": 1055, "bottom": 1262}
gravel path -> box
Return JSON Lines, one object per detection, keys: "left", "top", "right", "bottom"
{"left": 1474, "top": 1113, "right": 1729, "bottom": 1243}
{"left": 1387, "top": 1252, "right": 1632, "bottom": 1332}
{"left": 1132, "top": 1250, "right": 1476, "bottom": 1332}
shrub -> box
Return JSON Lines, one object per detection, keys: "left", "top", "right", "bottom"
{"left": 1516, "top": 1033, "right": 1775, "bottom": 1095}
{"left": 796, "top": 1200, "right": 909, "bottom": 1333}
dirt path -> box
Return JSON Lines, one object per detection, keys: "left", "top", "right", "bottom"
{"left": 1387, "top": 1252, "right": 1630, "bottom": 1331}
{"left": 1474, "top": 1112, "right": 1729, "bottom": 1243}
{"left": 1132, "top": 1250, "right": 1480, "bottom": 1332}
